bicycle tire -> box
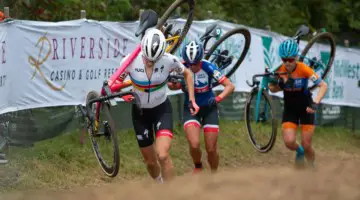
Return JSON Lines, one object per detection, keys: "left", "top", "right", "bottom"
{"left": 299, "top": 32, "right": 336, "bottom": 91}
{"left": 204, "top": 27, "right": 251, "bottom": 88}
{"left": 244, "top": 88, "right": 277, "bottom": 153}
{"left": 157, "top": 0, "right": 195, "bottom": 54}
{"left": 86, "top": 90, "right": 120, "bottom": 177}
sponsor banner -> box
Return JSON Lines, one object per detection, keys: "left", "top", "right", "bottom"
{"left": 0, "top": 18, "right": 360, "bottom": 114}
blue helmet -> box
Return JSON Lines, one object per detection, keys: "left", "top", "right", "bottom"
{"left": 182, "top": 40, "right": 204, "bottom": 64}
{"left": 278, "top": 39, "right": 299, "bottom": 58}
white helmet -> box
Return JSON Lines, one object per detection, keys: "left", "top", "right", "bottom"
{"left": 141, "top": 28, "right": 167, "bottom": 61}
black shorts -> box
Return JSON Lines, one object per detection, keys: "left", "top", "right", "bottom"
{"left": 131, "top": 98, "right": 173, "bottom": 148}
{"left": 183, "top": 104, "right": 219, "bottom": 133}
{"left": 282, "top": 105, "right": 315, "bottom": 125}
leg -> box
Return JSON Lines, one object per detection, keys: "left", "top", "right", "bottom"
{"left": 155, "top": 131, "right": 173, "bottom": 181}
{"left": 203, "top": 105, "right": 220, "bottom": 173}
{"left": 131, "top": 105, "right": 161, "bottom": 182}
{"left": 154, "top": 98, "right": 175, "bottom": 182}
{"left": 183, "top": 107, "right": 202, "bottom": 172}
{"left": 300, "top": 112, "right": 316, "bottom": 166}
{"left": 301, "top": 125, "right": 315, "bottom": 164}
{"left": 282, "top": 107, "right": 305, "bottom": 166}
{"left": 140, "top": 145, "right": 162, "bottom": 180}
{"left": 281, "top": 122, "right": 298, "bottom": 150}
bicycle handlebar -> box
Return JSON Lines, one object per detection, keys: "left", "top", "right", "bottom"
{"left": 246, "top": 72, "right": 287, "bottom": 87}
{"left": 86, "top": 91, "right": 142, "bottom": 111}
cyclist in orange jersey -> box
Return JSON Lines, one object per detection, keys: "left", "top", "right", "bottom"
{"left": 268, "top": 39, "right": 328, "bottom": 168}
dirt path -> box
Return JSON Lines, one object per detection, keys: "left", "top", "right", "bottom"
{"left": 1, "top": 150, "right": 360, "bottom": 200}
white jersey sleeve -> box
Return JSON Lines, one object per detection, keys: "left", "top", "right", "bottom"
{"left": 168, "top": 54, "right": 185, "bottom": 74}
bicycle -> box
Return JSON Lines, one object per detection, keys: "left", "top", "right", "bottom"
{"left": 244, "top": 24, "right": 336, "bottom": 153}
{"left": 168, "top": 23, "right": 251, "bottom": 90}
{"left": 77, "top": 0, "right": 195, "bottom": 178}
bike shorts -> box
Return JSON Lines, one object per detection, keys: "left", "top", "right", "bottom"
{"left": 131, "top": 98, "right": 173, "bottom": 148}
{"left": 183, "top": 104, "right": 220, "bottom": 134}
{"left": 282, "top": 104, "right": 315, "bottom": 132}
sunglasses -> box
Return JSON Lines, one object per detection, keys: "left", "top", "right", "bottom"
{"left": 282, "top": 58, "right": 295, "bottom": 63}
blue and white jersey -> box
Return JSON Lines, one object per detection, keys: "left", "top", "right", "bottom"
{"left": 183, "top": 59, "right": 226, "bottom": 107}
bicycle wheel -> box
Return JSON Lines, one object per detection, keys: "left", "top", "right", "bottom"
{"left": 204, "top": 27, "right": 251, "bottom": 88}
{"left": 86, "top": 91, "right": 120, "bottom": 177}
{"left": 157, "top": 0, "right": 195, "bottom": 54}
{"left": 299, "top": 32, "right": 336, "bottom": 91}
{"left": 244, "top": 87, "right": 277, "bottom": 153}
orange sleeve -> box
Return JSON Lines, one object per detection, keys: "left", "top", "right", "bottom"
{"left": 299, "top": 63, "right": 321, "bottom": 85}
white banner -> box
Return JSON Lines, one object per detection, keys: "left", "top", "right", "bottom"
{"left": 0, "top": 18, "right": 360, "bottom": 114}
{"left": 0, "top": 22, "right": 9, "bottom": 113}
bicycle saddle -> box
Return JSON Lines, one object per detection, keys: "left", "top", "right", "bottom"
{"left": 163, "top": 23, "right": 173, "bottom": 37}
{"left": 135, "top": 9, "right": 159, "bottom": 38}
{"left": 294, "top": 24, "right": 310, "bottom": 38}
{"left": 199, "top": 24, "right": 218, "bottom": 41}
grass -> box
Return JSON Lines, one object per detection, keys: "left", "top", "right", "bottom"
{"left": 1, "top": 119, "right": 360, "bottom": 193}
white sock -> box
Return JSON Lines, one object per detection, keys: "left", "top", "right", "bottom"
{"left": 154, "top": 174, "right": 163, "bottom": 184}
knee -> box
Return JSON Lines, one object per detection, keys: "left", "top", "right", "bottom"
{"left": 206, "top": 145, "right": 217, "bottom": 156}
{"left": 282, "top": 134, "right": 296, "bottom": 148}
{"left": 157, "top": 152, "right": 170, "bottom": 164}
{"left": 185, "top": 129, "right": 201, "bottom": 150}
{"left": 188, "top": 139, "right": 200, "bottom": 150}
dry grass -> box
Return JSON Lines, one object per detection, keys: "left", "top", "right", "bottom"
{"left": 0, "top": 120, "right": 359, "bottom": 194}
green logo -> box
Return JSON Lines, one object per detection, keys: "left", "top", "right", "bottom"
{"left": 261, "top": 36, "right": 281, "bottom": 72}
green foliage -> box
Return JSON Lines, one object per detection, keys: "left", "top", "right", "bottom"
{"left": 1, "top": 0, "right": 359, "bottom": 47}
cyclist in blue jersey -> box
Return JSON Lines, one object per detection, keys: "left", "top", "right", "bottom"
{"left": 168, "top": 40, "right": 235, "bottom": 174}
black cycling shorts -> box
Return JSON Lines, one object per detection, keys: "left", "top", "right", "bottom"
{"left": 131, "top": 98, "right": 173, "bottom": 148}
{"left": 183, "top": 104, "right": 219, "bottom": 133}
{"left": 282, "top": 105, "right": 315, "bottom": 125}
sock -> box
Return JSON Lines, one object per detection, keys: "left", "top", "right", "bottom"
{"left": 296, "top": 145, "right": 304, "bottom": 154}
{"left": 154, "top": 174, "right": 163, "bottom": 184}
{"left": 194, "top": 162, "right": 203, "bottom": 169}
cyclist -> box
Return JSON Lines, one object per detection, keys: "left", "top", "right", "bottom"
{"left": 115, "top": 28, "right": 199, "bottom": 183}
{"left": 168, "top": 40, "right": 235, "bottom": 174}
{"left": 268, "top": 39, "right": 328, "bottom": 168}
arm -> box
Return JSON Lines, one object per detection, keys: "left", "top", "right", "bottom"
{"left": 169, "top": 56, "right": 199, "bottom": 115}
{"left": 313, "top": 80, "right": 328, "bottom": 104}
{"left": 208, "top": 63, "right": 234, "bottom": 103}
{"left": 304, "top": 65, "right": 328, "bottom": 113}
{"left": 305, "top": 66, "right": 327, "bottom": 104}
{"left": 215, "top": 77, "right": 234, "bottom": 102}
{"left": 183, "top": 68, "right": 196, "bottom": 103}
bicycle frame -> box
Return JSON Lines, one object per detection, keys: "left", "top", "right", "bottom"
{"left": 252, "top": 70, "right": 273, "bottom": 123}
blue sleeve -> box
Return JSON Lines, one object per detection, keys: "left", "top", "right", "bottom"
{"left": 202, "top": 60, "right": 226, "bottom": 83}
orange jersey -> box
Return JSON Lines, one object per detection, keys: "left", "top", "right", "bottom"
{"left": 276, "top": 62, "right": 321, "bottom": 106}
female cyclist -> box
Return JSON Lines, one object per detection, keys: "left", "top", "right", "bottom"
{"left": 268, "top": 39, "right": 328, "bottom": 168}
{"left": 117, "top": 29, "right": 199, "bottom": 183}
{"left": 168, "top": 40, "right": 235, "bottom": 173}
